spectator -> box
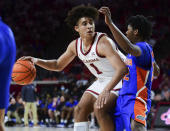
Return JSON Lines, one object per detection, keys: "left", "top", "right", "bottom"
{"left": 16, "top": 97, "right": 24, "bottom": 123}
{"left": 161, "top": 84, "right": 170, "bottom": 102}
{"left": 36, "top": 97, "right": 48, "bottom": 125}
{"left": 7, "top": 98, "right": 21, "bottom": 124}
{"left": 59, "top": 97, "right": 78, "bottom": 126}
{"left": 47, "top": 96, "right": 60, "bottom": 124}
{"left": 21, "top": 84, "right": 38, "bottom": 126}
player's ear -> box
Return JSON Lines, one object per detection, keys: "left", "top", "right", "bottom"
{"left": 74, "top": 25, "right": 79, "bottom": 32}
{"left": 134, "top": 29, "right": 138, "bottom": 35}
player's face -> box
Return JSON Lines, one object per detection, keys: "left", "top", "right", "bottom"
{"left": 126, "top": 25, "right": 136, "bottom": 43}
{"left": 75, "top": 17, "right": 95, "bottom": 38}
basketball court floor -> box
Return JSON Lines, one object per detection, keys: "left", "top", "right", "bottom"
{"left": 5, "top": 127, "right": 98, "bottom": 131}
{"left": 4, "top": 127, "right": 169, "bottom": 131}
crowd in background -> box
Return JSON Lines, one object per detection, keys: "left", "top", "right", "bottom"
{"left": 0, "top": 0, "right": 169, "bottom": 59}
{"left": 6, "top": 76, "right": 96, "bottom": 128}
{"left": 0, "top": 0, "right": 169, "bottom": 129}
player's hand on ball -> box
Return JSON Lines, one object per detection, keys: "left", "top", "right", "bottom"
{"left": 19, "top": 56, "right": 37, "bottom": 64}
{"left": 12, "top": 59, "right": 36, "bottom": 85}
{"left": 99, "top": 7, "right": 112, "bottom": 25}
{"left": 96, "top": 89, "right": 110, "bottom": 109}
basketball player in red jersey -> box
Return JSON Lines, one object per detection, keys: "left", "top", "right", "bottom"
{"left": 20, "top": 5, "right": 128, "bottom": 131}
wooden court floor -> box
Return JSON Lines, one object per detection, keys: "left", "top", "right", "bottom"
{"left": 5, "top": 127, "right": 98, "bottom": 131}
{"left": 4, "top": 127, "right": 169, "bottom": 131}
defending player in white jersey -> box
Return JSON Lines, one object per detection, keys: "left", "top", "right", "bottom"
{"left": 20, "top": 5, "right": 128, "bottom": 131}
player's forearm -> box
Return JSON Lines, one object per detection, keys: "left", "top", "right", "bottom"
{"left": 34, "top": 58, "right": 61, "bottom": 71}
{"left": 105, "top": 66, "right": 128, "bottom": 91}
{"left": 107, "top": 22, "right": 133, "bottom": 54}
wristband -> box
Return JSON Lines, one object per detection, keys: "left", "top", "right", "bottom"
{"left": 33, "top": 58, "right": 38, "bottom": 64}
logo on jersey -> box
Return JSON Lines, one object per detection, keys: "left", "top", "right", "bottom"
{"left": 125, "top": 58, "right": 132, "bottom": 66}
{"left": 91, "top": 52, "right": 95, "bottom": 56}
{"left": 136, "top": 115, "right": 145, "bottom": 121}
{"left": 82, "top": 58, "right": 99, "bottom": 63}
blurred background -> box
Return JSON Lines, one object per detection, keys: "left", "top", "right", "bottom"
{"left": 0, "top": 0, "right": 169, "bottom": 130}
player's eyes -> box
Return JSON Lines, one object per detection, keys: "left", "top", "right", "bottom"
{"left": 89, "top": 22, "right": 93, "bottom": 25}
{"left": 82, "top": 22, "right": 87, "bottom": 26}
{"left": 81, "top": 21, "right": 93, "bottom": 26}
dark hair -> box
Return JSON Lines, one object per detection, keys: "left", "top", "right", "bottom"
{"left": 126, "top": 15, "right": 152, "bottom": 40}
{"left": 65, "top": 5, "right": 99, "bottom": 29}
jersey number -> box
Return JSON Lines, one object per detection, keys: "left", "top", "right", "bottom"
{"left": 90, "top": 63, "right": 102, "bottom": 74}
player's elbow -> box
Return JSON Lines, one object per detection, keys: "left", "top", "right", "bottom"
{"left": 120, "top": 42, "right": 133, "bottom": 54}
{"left": 124, "top": 66, "right": 129, "bottom": 75}
{"left": 53, "top": 64, "right": 63, "bottom": 72}
{"left": 54, "top": 67, "right": 64, "bottom": 72}
{"left": 123, "top": 46, "right": 131, "bottom": 54}
{"left": 123, "top": 45, "right": 140, "bottom": 57}
{"left": 50, "top": 60, "right": 63, "bottom": 72}
{"left": 120, "top": 65, "right": 128, "bottom": 76}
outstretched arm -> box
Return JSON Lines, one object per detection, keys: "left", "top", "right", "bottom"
{"left": 20, "top": 40, "right": 77, "bottom": 72}
{"left": 99, "top": 7, "right": 141, "bottom": 56}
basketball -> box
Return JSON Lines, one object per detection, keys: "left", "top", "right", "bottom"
{"left": 12, "top": 60, "right": 36, "bottom": 85}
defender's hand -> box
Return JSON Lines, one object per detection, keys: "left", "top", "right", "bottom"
{"left": 99, "top": 7, "right": 112, "bottom": 25}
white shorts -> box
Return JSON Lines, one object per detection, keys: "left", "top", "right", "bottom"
{"left": 85, "top": 78, "right": 122, "bottom": 98}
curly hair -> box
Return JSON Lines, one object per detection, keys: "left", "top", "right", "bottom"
{"left": 126, "top": 15, "right": 152, "bottom": 40}
{"left": 65, "top": 5, "right": 99, "bottom": 29}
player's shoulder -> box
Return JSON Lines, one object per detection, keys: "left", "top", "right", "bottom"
{"left": 136, "top": 42, "right": 152, "bottom": 53}
{"left": 67, "top": 39, "right": 76, "bottom": 48}
{"left": 67, "top": 39, "right": 77, "bottom": 55}
{"left": 97, "top": 33, "right": 117, "bottom": 50}
{"left": 136, "top": 42, "right": 148, "bottom": 49}
{"left": 97, "top": 32, "right": 111, "bottom": 43}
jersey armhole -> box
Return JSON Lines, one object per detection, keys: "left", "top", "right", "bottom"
{"left": 96, "top": 34, "right": 106, "bottom": 58}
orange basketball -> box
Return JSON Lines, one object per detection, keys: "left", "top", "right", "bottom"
{"left": 12, "top": 60, "right": 36, "bottom": 85}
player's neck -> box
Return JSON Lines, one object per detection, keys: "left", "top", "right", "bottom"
{"left": 133, "top": 38, "right": 145, "bottom": 44}
{"left": 81, "top": 36, "right": 94, "bottom": 47}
